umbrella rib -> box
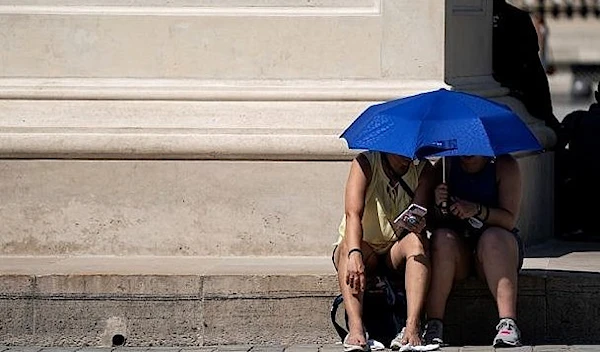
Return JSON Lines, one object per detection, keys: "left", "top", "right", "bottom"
{"left": 458, "top": 95, "right": 496, "bottom": 156}
{"left": 475, "top": 118, "right": 495, "bottom": 156}
{"left": 414, "top": 94, "right": 439, "bottom": 158}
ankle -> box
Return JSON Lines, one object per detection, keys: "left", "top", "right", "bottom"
{"left": 405, "top": 318, "right": 421, "bottom": 330}
{"left": 347, "top": 320, "right": 365, "bottom": 334}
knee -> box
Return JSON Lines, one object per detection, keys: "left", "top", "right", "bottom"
{"left": 404, "top": 232, "right": 427, "bottom": 256}
{"left": 395, "top": 233, "right": 430, "bottom": 268}
{"left": 477, "top": 227, "right": 517, "bottom": 259}
{"left": 430, "top": 228, "right": 461, "bottom": 257}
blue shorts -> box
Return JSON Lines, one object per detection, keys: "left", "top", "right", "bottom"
{"left": 464, "top": 227, "right": 525, "bottom": 272}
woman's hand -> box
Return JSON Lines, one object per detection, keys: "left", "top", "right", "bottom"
{"left": 405, "top": 214, "right": 426, "bottom": 235}
{"left": 449, "top": 197, "right": 479, "bottom": 219}
{"left": 434, "top": 183, "right": 449, "bottom": 207}
{"left": 393, "top": 213, "right": 427, "bottom": 236}
{"left": 345, "top": 250, "right": 366, "bottom": 293}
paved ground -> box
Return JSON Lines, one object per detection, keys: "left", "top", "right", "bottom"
{"left": 1, "top": 345, "right": 600, "bottom": 352}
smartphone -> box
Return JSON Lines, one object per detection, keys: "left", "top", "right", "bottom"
{"left": 393, "top": 203, "right": 428, "bottom": 225}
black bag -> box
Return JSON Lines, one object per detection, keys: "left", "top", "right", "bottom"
{"left": 330, "top": 275, "right": 407, "bottom": 347}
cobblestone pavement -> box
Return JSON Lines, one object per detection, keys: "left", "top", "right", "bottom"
{"left": 1, "top": 345, "right": 600, "bottom": 352}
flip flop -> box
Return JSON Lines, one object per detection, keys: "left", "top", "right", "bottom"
{"left": 391, "top": 328, "right": 440, "bottom": 351}
{"left": 343, "top": 333, "right": 370, "bottom": 352}
{"left": 390, "top": 327, "right": 409, "bottom": 351}
{"left": 400, "top": 344, "right": 440, "bottom": 352}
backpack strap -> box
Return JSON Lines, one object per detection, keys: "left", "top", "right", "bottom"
{"left": 330, "top": 294, "right": 348, "bottom": 341}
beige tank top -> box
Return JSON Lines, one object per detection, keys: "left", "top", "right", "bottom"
{"left": 335, "top": 151, "right": 426, "bottom": 254}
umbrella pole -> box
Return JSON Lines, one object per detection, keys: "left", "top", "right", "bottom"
{"left": 441, "top": 157, "right": 447, "bottom": 214}
{"left": 442, "top": 156, "right": 446, "bottom": 184}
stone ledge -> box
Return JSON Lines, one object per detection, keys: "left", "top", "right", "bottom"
{"left": 0, "top": 130, "right": 354, "bottom": 160}
{"left": 0, "top": 95, "right": 555, "bottom": 160}
{"left": 0, "top": 256, "right": 335, "bottom": 277}
{"left": 1, "top": 243, "right": 600, "bottom": 276}
{"left": 0, "top": 1, "right": 382, "bottom": 16}
{"left": 0, "top": 79, "right": 447, "bottom": 101}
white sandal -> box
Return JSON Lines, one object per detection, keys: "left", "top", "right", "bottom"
{"left": 390, "top": 327, "right": 440, "bottom": 351}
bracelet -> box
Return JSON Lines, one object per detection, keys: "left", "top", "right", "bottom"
{"left": 482, "top": 206, "right": 490, "bottom": 222}
{"left": 475, "top": 203, "right": 482, "bottom": 218}
{"left": 348, "top": 248, "right": 363, "bottom": 258}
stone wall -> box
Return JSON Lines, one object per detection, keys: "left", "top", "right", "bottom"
{"left": 0, "top": 0, "right": 556, "bottom": 255}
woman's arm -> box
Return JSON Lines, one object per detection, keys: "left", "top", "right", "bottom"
{"left": 398, "top": 160, "right": 436, "bottom": 235}
{"left": 343, "top": 153, "right": 371, "bottom": 251}
{"left": 343, "top": 153, "right": 371, "bottom": 292}
{"left": 483, "top": 154, "right": 522, "bottom": 230}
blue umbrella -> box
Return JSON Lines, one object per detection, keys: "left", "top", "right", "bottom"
{"left": 340, "top": 88, "right": 543, "bottom": 159}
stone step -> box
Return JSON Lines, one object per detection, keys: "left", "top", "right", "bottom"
{"left": 1, "top": 240, "right": 599, "bottom": 347}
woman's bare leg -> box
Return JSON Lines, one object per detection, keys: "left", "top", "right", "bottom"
{"left": 426, "top": 228, "right": 471, "bottom": 320}
{"left": 333, "top": 240, "right": 378, "bottom": 346}
{"left": 475, "top": 227, "right": 519, "bottom": 319}
{"left": 387, "top": 233, "right": 429, "bottom": 346}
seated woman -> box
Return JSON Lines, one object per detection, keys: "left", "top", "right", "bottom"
{"left": 423, "top": 155, "right": 525, "bottom": 348}
{"left": 332, "top": 151, "right": 435, "bottom": 351}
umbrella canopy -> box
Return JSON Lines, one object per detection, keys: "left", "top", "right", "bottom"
{"left": 340, "top": 88, "right": 543, "bottom": 159}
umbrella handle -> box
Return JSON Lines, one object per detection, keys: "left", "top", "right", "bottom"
{"left": 440, "top": 157, "right": 448, "bottom": 214}
{"left": 440, "top": 200, "right": 448, "bottom": 215}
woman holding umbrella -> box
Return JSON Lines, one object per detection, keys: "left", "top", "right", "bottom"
{"left": 423, "top": 154, "right": 525, "bottom": 348}
{"left": 332, "top": 151, "right": 436, "bottom": 351}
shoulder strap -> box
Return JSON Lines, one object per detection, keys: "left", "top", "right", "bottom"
{"left": 380, "top": 153, "right": 415, "bottom": 200}
{"left": 397, "top": 177, "right": 415, "bottom": 200}
{"left": 356, "top": 153, "right": 372, "bottom": 183}
{"left": 330, "top": 294, "right": 348, "bottom": 341}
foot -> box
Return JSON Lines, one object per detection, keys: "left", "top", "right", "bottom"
{"left": 422, "top": 319, "right": 444, "bottom": 346}
{"left": 390, "top": 326, "right": 422, "bottom": 350}
{"left": 390, "top": 327, "right": 407, "bottom": 351}
{"left": 343, "top": 329, "right": 369, "bottom": 352}
{"left": 492, "top": 318, "right": 522, "bottom": 348}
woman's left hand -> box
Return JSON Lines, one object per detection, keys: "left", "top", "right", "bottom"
{"left": 449, "top": 197, "right": 479, "bottom": 219}
{"left": 408, "top": 215, "right": 427, "bottom": 235}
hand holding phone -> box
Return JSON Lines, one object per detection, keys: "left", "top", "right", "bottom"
{"left": 394, "top": 203, "right": 428, "bottom": 233}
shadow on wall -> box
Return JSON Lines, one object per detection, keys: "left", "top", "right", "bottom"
{"left": 445, "top": 269, "right": 600, "bottom": 346}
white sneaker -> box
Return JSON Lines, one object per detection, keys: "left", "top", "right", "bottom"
{"left": 492, "top": 318, "right": 522, "bottom": 347}
{"left": 422, "top": 319, "right": 444, "bottom": 346}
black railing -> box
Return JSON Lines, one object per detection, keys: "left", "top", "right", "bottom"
{"left": 516, "top": 0, "right": 600, "bottom": 19}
